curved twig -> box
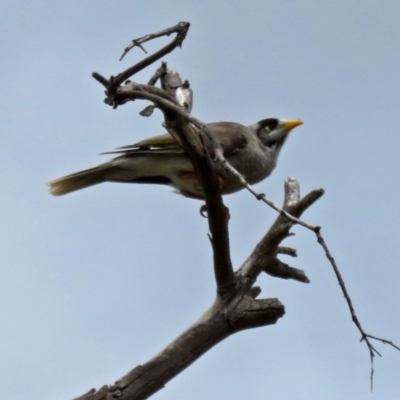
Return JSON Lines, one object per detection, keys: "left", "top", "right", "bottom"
{"left": 92, "top": 22, "right": 190, "bottom": 94}
{"left": 315, "top": 230, "right": 400, "bottom": 390}
{"left": 119, "top": 22, "right": 190, "bottom": 61}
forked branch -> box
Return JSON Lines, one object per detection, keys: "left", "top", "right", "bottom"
{"left": 74, "top": 178, "right": 320, "bottom": 400}
{"left": 76, "top": 22, "right": 400, "bottom": 399}
{"left": 92, "top": 21, "right": 190, "bottom": 97}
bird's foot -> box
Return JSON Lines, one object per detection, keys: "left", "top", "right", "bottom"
{"left": 199, "top": 204, "right": 230, "bottom": 221}
{"left": 200, "top": 204, "right": 208, "bottom": 218}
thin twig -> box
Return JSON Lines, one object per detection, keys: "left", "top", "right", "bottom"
{"left": 364, "top": 334, "right": 400, "bottom": 352}
{"left": 92, "top": 22, "right": 190, "bottom": 93}
{"left": 315, "top": 229, "right": 400, "bottom": 390}
{"left": 119, "top": 22, "right": 189, "bottom": 61}
{"left": 212, "top": 148, "right": 320, "bottom": 230}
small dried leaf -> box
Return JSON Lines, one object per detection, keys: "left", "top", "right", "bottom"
{"left": 139, "top": 105, "right": 154, "bottom": 117}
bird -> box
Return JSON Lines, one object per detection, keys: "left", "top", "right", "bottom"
{"left": 48, "top": 118, "right": 303, "bottom": 199}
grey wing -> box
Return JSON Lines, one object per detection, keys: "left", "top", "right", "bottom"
{"left": 101, "top": 122, "right": 249, "bottom": 157}
{"left": 205, "top": 122, "right": 248, "bottom": 157}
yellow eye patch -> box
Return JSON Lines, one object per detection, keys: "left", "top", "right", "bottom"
{"left": 264, "top": 126, "right": 271, "bottom": 132}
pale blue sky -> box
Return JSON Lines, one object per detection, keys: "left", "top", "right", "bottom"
{"left": 2, "top": 1, "right": 400, "bottom": 399}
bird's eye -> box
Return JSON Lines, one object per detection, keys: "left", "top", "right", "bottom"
{"left": 260, "top": 118, "right": 279, "bottom": 133}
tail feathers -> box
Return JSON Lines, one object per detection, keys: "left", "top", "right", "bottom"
{"left": 48, "top": 164, "right": 110, "bottom": 196}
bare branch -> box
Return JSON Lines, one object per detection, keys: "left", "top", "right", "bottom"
{"left": 238, "top": 178, "right": 323, "bottom": 283}
{"left": 365, "top": 334, "right": 400, "bottom": 352}
{"left": 104, "top": 82, "right": 178, "bottom": 110}
{"left": 84, "top": 23, "right": 400, "bottom": 397}
{"left": 277, "top": 246, "right": 297, "bottom": 257}
{"left": 228, "top": 298, "right": 285, "bottom": 332}
{"left": 212, "top": 152, "right": 323, "bottom": 231}
{"left": 147, "top": 61, "right": 167, "bottom": 86}
{"left": 164, "top": 120, "right": 236, "bottom": 295}
{"left": 119, "top": 22, "right": 190, "bottom": 61}
{"left": 315, "top": 229, "right": 400, "bottom": 390}
{"left": 91, "top": 79, "right": 237, "bottom": 293}
{"left": 264, "top": 259, "right": 310, "bottom": 283}
{"left": 223, "top": 158, "right": 400, "bottom": 389}
{"left": 92, "top": 22, "right": 190, "bottom": 95}
{"left": 96, "top": 72, "right": 400, "bottom": 393}
{"left": 101, "top": 82, "right": 235, "bottom": 294}
{"left": 71, "top": 174, "right": 318, "bottom": 400}
{"left": 75, "top": 295, "right": 284, "bottom": 400}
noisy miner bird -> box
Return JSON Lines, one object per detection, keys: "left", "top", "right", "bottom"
{"left": 48, "top": 118, "right": 303, "bottom": 199}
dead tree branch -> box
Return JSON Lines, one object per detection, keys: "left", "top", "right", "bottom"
{"left": 71, "top": 22, "right": 400, "bottom": 399}
{"left": 92, "top": 22, "right": 190, "bottom": 97}
{"left": 74, "top": 178, "right": 319, "bottom": 400}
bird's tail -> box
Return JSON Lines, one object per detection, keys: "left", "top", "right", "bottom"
{"left": 48, "top": 163, "right": 110, "bottom": 196}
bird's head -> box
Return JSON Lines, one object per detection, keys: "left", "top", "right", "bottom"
{"left": 254, "top": 118, "right": 303, "bottom": 155}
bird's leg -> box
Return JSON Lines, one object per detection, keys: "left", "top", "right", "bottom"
{"left": 177, "top": 171, "right": 228, "bottom": 219}
{"left": 177, "top": 171, "right": 205, "bottom": 200}
{"left": 199, "top": 175, "right": 226, "bottom": 218}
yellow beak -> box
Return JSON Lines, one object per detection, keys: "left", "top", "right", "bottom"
{"left": 283, "top": 120, "right": 303, "bottom": 132}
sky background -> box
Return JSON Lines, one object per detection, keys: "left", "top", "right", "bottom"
{"left": 2, "top": 1, "right": 400, "bottom": 399}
